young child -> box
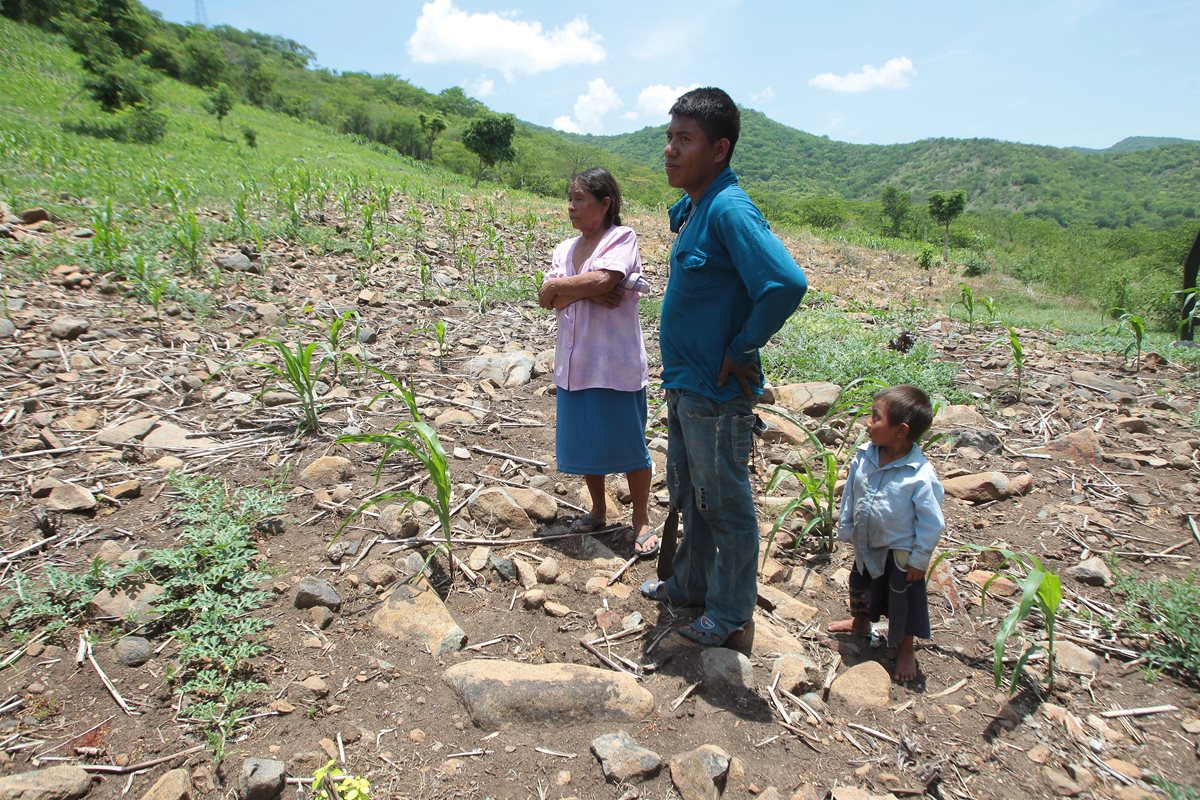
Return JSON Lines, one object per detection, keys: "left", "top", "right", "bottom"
{"left": 828, "top": 385, "right": 945, "bottom": 681}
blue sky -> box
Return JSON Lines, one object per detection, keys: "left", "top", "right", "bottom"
{"left": 142, "top": 0, "right": 1198, "bottom": 149}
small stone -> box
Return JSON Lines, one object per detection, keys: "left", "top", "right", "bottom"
{"left": 544, "top": 601, "right": 571, "bottom": 617}
{"left": 1066, "top": 556, "right": 1113, "bottom": 587}
{"left": 301, "top": 675, "right": 329, "bottom": 697}
{"left": 536, "top": 557, "right": 560, "bottom": 584}
{"left": 108, "top": 480, "right": 142, "bottom": 500}
{"left": 240, "top": 758, "right": 286, "bottom": 800}
{"left": 523, "top": 589, "right": 547, "bottom": 610}
{"left": 113, "top": 636, "right": 152, "bottom": 667}
{"left": 363, "top": 563, "right": 400, "bottom": 588}
{"left": 50, "top": 317, "right": 89, "bottom": 340}
{"left": 295, "top": 576, "right": 341, "bottom": 611}
{"left": 309, "top": 607, "right": 333, "bottom": 630}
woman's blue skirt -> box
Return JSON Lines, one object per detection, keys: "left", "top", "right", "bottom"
{"left": 556, "top": 386, "right": 652, "bottom": 475}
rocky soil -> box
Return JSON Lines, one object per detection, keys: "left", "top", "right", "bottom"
{"left": 0, "top": 197, "right": 1199, "bottom": 800}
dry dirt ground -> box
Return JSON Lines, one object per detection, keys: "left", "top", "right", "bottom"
{"left": 1, "top": 200, "right": 1199, "bottom": 800}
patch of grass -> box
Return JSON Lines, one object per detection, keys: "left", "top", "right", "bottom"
{"left": 764, "top": 305, "right": 965, "bottom": 401}
{"left": 1111, "top": 565, "right": 1200, "bottom": 681}
{"left": 1, "top": 473, "right": 284, "bottom": 762}
{"left": 1149, "top": 777, "right": 1200, "bottom": 800}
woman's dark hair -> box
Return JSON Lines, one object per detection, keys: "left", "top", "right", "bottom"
{"left": 875, "top": 384, "right": 934, "bottom": 442}
{"left": 569, "top": 167, "right": 622, "bottom": 227}
{"left": 669, "top": 87, "right": 740, "bottom": 165}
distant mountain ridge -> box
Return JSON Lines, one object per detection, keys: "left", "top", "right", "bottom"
{"left": 578, "top": 111, "right": 1199, "bottom": 229}
{"left": 1074, "top": 136, "right": 1198, "bottom": 153}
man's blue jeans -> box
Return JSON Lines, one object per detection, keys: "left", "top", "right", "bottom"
{"left": 663, "top": 389, "right": 759, "bottom": 639}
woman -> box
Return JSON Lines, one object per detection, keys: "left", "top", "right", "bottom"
{"left": 538, "top": 167, "right": 656, "bottom": 555}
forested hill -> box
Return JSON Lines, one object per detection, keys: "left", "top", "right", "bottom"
{"left": 581, "top": 110, "right": 1199, "bottom": 229}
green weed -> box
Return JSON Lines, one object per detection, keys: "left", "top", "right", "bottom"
{"left": 930, "top": 545, "right": 1062, "bottom": 693}
{"left": 337, "top": 368, "right": 455, "bottom": 579}
{"left": 1111, "top": 565, "right": 1200, "bottom": 681}
{"left": 952, "top": 283, "right": 977, "bottom": 332}
{"left": 313, "top": 760, "right": 371, "bottom": 800}
{"left": 1107, "top": 307, "right": 1146, "bottom": 371}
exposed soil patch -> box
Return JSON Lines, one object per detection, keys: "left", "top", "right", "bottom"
{"left": 1, "top": 202, "right": 1198, "bottom": 799}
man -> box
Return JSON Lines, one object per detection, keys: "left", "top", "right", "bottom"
{"left": 640, "top": 87, "right": 808, "bottom": 646}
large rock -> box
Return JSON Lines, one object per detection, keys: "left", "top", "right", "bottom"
{"left": 375, "top": 580, "right": 466, "bottom": 656}
{"left": 298, "top": 456, "right": 354, "bottom": 487}
{"left": 590, "top": 730, "right": 662, "bottom": 783}
{"left": 216, "top": 252, "right": 258, "bottom": 273}
{"left": 239, "top": 758, "right": 285, "bottom": 800}
{"left": 668, "top": 745, "right": 731, "bottom": 800}
{"left": 755, "top": 407, "right": 807, "bottom": 445}
{"left": 933, "top": 404, "right": 989, "bottom": 429}
{"left": 44, "top": 484, "right": 97, "bottom": 513}
{"left": 770, "top": 382, "right": 842, "bottom": 417}
{"left": 942, "top": 472, "right": 1033, "bottom": 503}
{"left": 757, "top": 585, "right": 819, "bottom": 624}
{"left": 49, "top": 317, "right": 89, "bottom": 340}
{"left": 829, "top": 661, "right": 891, "bottom": 708}
{"left": 141, "top": 422, "right": 218, "bottom": 451}
{"left": 1071, "top": 370, "right": 1137, "bottom": 401}
{"left": 0, "top": 765, "right": 92, "bottom": 800}
{"left": 294, "top": 576, "right": 341, "bottom": 611}
{"left": 90, "top": 584, "right": 164, "bottom": 627}
{"left": 467, "top": 488, "right": 534, "bottom": 533}
{"left": 701, "top": 648, "right": 755, "bottom": 691}
{"left": 1055, "top": 641, "right": 1102, "bottom": 674}
{"left": 443, "top": 660, "right": 653, "bottom": 728}
{"left": 97, "top": 416, "right": 159, "bottom": 446}
{"left": 726, "top": 615, "right": 806, "bottom": 657}
{"left": 139, "top": 768, "right": 191, "bottom": 800}
{"left": 463, "top": 351, "right": 536, "bottom": 388}
{"left": 772, "top": 654, "right": 820, "bottom": 694}
{"left": 1033, "top": 428, "right": 1103, "bottom": 465}
{"left": 507, "top": 487, "right": 558, "bottom": 523}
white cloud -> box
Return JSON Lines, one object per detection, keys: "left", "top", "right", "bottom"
{"left": 808, "top": 56, "right": 916, "bottom": 93}
{"left": 467, "top": 76, "right": 494, "bottom": 98}
{"left": 408, "top": 0, "right": 605, "bottom": 79}
{"left": 633, "top": 83, "right": 701, "bottom": 118}
{"left": 552, "top": 116, "right": 583, "bottom": 134}
{"left": 553, "top": 78, "right": 623, "bottom": 134}
{"left": 750, "top": 86, "right": 775, "bottom": 104}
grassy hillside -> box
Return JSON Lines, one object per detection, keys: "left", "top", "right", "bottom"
{"left": 584, "top": 110, "right": 1200, "bottom": 230}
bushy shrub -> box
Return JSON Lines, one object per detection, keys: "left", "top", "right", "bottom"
{"left": 124, "top": 103, "right": 167, "bottom": 144}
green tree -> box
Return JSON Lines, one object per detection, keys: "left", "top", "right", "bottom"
{"left": 419, "top": 113, "right": 447, "bottom": 160}
{"left": 463, "top": 113, "right": 516, "bottom": 187}
{"left": 880, "top": 185, "right": 912, "bottom": 237}
{"left": 928, "top": 189, "right": 967, "bottom": 264}
{"left": 204, "top": 82, "right": 236, "bottom": 137}
{"left": 181, "top": 28, "right": 227, "bottom": 87}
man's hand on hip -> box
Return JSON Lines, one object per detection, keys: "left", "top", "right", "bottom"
{"left": 717, "top": 356, "right": 759, "bottom": 399}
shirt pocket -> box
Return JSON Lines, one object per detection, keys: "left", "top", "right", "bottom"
{"left": 673, "top": 248, "right": 723, "bottom": 293}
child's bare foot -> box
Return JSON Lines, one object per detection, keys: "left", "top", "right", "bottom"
{"left": 828, "top": 616, "right": 871, "bottom": 636}
{"left": 893, "top": 637, "right": 919, "bottom": 682}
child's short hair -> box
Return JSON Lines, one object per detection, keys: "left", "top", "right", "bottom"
{"left": 669, "top": 87, "right": 740, "bottom": 164}
{"left": 875, "top": 385, "right": 934, "bottom": 442}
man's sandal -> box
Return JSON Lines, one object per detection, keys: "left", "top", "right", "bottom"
{"left": 639, "top": 579, "right": 671, "bottom": 603}
{"left": 675, "top": 614, "right": 732, "bottom": 647}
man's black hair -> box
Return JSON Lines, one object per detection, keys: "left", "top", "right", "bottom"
{"left": 669, "top": 87, "right": 740, "bottom": 165}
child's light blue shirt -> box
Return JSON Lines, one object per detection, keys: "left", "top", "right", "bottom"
{"left": 836, "top": 441, "right": 945, "bottom": 578}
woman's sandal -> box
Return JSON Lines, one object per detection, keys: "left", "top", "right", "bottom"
{"left": 675, "top": 614, "right": 732, "bottom": 647}
{"left": 639, "top": 579, "right": 671, "bottom": 603}
{"left": 633, "top": 526, "right": 659, "bottom": 558}
{"left": 569, "top": 514, "right": 604, "bottom": 534}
